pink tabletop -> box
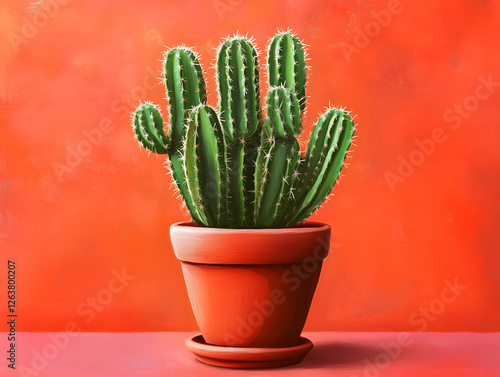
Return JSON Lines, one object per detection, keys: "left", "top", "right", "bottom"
{"left": 6, "top": 332, "right": 500, "bottom": 377}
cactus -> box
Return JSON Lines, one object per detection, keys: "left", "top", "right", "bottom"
{"left": 132, "top": 31, "right": 355, "bottom": 228}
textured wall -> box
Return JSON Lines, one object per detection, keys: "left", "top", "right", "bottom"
{"left": 1, "top": 0, "right": 499, "bottom": 332}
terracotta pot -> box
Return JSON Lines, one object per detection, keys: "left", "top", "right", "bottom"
{"left": 170, "top": 221, "right": 331, "bottom": 351}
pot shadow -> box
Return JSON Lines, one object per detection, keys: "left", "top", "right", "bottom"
{"left": 295, "top": 341, "right": 385, "bottom": 369}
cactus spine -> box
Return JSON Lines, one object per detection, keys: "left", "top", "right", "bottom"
{"left": 132, "top": 32, "right": 355, "bottom": 228}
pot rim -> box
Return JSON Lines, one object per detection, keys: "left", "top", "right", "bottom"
{"left": 171, "top": 220, "right": 329, "bottom": 233}
{"left": 170, "top": 221, "right": 331, "bottom": 265}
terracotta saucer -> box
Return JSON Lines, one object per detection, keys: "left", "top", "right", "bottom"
{"left": 185, "top": 335, "right": 314, "bottom": 369}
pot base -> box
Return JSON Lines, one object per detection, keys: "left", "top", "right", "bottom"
{"left": 186, "top": 335, "right": 313, "bottom": 369}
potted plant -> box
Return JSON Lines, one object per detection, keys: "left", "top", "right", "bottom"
{"left": 132, "top": 31, "right": 355, "bottom": 368}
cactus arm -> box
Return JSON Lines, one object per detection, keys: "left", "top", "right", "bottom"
{"left": 131, "top": 101, "right": 204, "bottom": 223}
{"left": 283, "top": 110, "right": 334, "bottom": 216}
{"left": 284, "top": 109, "right": 355, "bottom": 226}
{"left": 184, "top": 114, "right": 210, "bottom": 226}
{"left": 169, "top": 153, "right": 202, "bottom": 224}
{"left": 162, "top": 47, "right": 208, "bottom": 224}
{"left": 184, "top": 105, "right": 228, "bottom": 226}
{"left": 268, "top": 32, "right": 307, "bottom": 114}
{"left": 185, "top": 105, "right": 229, "bottom": 227}
{"left": 306, "top": 112, "right": 355, "bottom": 208}
{"left": 314, "top": 114, "right": 356, "bottom": 201}
{"left": 133, "top": 103, "right": 169, "bottom": 154}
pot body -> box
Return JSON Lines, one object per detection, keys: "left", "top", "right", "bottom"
{"left": 170, "top": 222, "right": 330, "bottom": 348}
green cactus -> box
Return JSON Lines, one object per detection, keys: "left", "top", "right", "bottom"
{"left": 132, "top": 31, "right": 355, "bottom": 228}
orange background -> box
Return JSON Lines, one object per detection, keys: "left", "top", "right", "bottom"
{"left": 1, "top": 0, "right": 499, "bottom": 332}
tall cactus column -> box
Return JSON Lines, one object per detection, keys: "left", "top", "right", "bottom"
{"left": 284, "top": 109, "right": 355, "bottom": 226}
{"left": 184, "top": 105, "right": 229, "bottom": 227}
{"left": 133, "top": 47, "right": 208, "bottom": 224}
{"left": 216, "top": 36, "right": 262, "bottom": 227}
{"left": 165, "top": 48, "right": 208, "bottom": 224}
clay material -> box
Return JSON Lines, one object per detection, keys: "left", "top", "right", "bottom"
{"left": 170, "top": 221, "right": 330, "bottom": 351}
{"left": 186, "top": 334, "right": 314, "bottom": 369}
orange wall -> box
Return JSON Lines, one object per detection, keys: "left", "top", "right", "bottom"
{"left": 1, "top": 0, "right": 499, "bottom": 332}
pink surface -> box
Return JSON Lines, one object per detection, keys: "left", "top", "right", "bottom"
{"left": 6, "top": 332, "right": 500, "bottom": 376}
{"left": 2, "top": 0, "right": 500, "bottom": 334}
